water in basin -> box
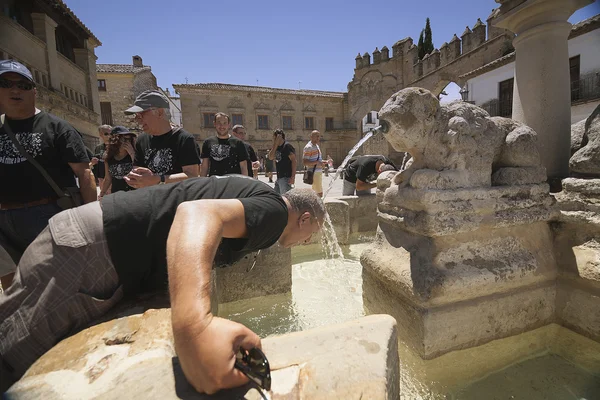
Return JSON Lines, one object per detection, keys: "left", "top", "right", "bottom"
{"left": 219, "top": 239, "right": 600, "bottom": 399}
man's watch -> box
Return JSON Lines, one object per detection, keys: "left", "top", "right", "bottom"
{"left": 159, "top": 175, "right": 166, "bottom": 185}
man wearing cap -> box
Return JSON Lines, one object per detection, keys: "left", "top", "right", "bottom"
{"left": 0, "top": 60, "right": 96, "bottom": 289}
{"left": 124, "top": 90, "right": 200, "bottom": 188}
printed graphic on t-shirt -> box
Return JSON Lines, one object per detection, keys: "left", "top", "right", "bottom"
{"left": 210, "top": 144, "right": 231, "bottom": 162}
{"left": 0, "top": 132, "right": 43, "bottom": 164}
{"left": 275, "top": 150, "right": 282, "bottom": 163}
{"left": 145, "top": 148, "right": 173, "bottom": 175}
{"left": 109, "top": 162, "right": 133, "bottom": 179}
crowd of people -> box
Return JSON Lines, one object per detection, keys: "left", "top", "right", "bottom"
{"left": 0, "top": 60, "right": 396, "bottom": 393}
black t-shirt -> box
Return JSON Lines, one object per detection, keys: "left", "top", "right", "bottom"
{"left": 102, "top": 175, "right": 289, "bottom": 296}
{"left": 0, "top": 112, "right": 90, "bottom": 203}
{"left": 275, "top": 142, "right": 295, "bottom": 178}
{"left": 201, "top": 135, "right": 248, "bottom": 176}
{"left": 245, "top": 142, "right": 258, "bottom": 178}
{"left": 93, "top": 143, "right": 106, "bottom": 157}
{"left": 344, "top": 155, "right": 390, "bottom": 183}
{"left": 134, "top": 128, "right": 200, "bottom": 175}
{"left": 107, "top": 155, "right": 134, "bottom": 193}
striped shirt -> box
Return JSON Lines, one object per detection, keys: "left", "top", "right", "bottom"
{"left": 303, "top": 141, "right": 322, "bottom": 172}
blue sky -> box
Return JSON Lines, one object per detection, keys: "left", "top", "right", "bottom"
{"left": 67, "top": 0, "right": 598, "bottom": 99}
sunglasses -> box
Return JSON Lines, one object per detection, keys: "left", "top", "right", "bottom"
{"left": 0, "top": 78, "right": 35, "bottom": 91}
{"left": 234, "top": 347, "right": 271, "bottom": 391}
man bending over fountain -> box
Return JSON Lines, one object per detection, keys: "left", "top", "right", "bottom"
{"left": 0, "top": 176, "right": 324, "bottom": 394}
{"left": 342, "top": 155, "right": 397, "bottom": 195}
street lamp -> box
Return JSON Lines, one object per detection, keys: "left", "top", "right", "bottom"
{"left": 459, "top": 85, "right": 469, "bottom": 101}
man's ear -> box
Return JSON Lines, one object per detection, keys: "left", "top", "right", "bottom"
{"left": 299, "top": 212, "right": 312, "bottom": 226}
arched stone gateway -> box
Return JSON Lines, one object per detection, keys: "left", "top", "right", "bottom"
{"left": 348, "top": 13, "right": 515, "bottom": 123}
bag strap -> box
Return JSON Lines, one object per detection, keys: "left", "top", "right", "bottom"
{"left": 1, "top": 114, "right": 67, "bottom": 198}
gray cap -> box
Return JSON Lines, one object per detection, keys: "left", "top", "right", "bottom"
{"left": 124, "top": 90, "right": 169, "bottom": 115}
{"left": 0, "top": 60, "right": 34, "bottom": 82}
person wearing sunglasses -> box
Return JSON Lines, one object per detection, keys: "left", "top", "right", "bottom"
{"left": 90, "top": 124, "right": 113, "bottom": 191}
{"left": 0, "top": 60, "right": 96, "bottom": 290}
{"left": 0, "top": 176, "right": 324, "bottom": 394}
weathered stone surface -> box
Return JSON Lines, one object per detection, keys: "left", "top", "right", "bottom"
{"left": 571, "top": 118, "right": 588, "bottom": 155}
{"left": 216, "top": 245, "right": 291, "bottom": 304}
{"left": 491, "top": 166, "right": 547, "bottom": 186}
{"left": 6, "top": 311, "right": 399, "bottom": 400}
{"left": 378, "top": 88, "right": 546, "bottom": 190}
{"left": 570, "top": 104, "right": 600, "bottom": 176}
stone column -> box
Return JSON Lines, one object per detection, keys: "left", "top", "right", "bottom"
{"left": 493, "top": 0, "right": 593, "bottom": 186}
{"left": 74, "top": 38, "right": 101, "bottom": 115}
{"left": 31, "top": 13, "right": 60, "bottom": 91}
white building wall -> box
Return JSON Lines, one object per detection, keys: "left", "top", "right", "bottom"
{"left": 466, "top": 28, "right": 599, "bottom": 122}
{"left": 568, "top": 29, "right": 600, "bottom": 75}
{"left": 362, "top": 111, "right": 379, "bottom": 133}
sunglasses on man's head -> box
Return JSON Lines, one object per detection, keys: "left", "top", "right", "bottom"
{"left": 0, "top": 78, "right": 35, "bottom": 91}
{"left": 234, "top": 347, "right": 271, "bottom": 391}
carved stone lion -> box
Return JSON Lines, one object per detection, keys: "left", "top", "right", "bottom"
{"left": 378, "top": 87, "right": 547, "bottom": 190}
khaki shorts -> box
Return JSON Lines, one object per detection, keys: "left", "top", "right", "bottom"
{"left": 312, "top": 171, "right": 323, "bottom": 194}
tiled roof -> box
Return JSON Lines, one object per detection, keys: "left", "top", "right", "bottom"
{"left": 46, "top": 0, "right": 101, "bottom": 45}
{"left": 570, "top": 13, "right": 600, "bottom": 39}
{"left": 173, "top": 83, "right": 345, "bottom": 98}
{"left": 460, "top": 13, "right": 599, "bottom": 80}
{"left": 96, "top": 64, "right": 151, "bottom": 73}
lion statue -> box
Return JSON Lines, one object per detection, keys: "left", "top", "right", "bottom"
{"left": 378, "top": 87, "right": 547, "bottom": 190}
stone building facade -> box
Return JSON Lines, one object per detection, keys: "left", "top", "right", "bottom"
{"left": 96, "top": 55, "right": 158, "bottom": 130}
{"left": 173, "top": 83, "right": 358, "bottom": 168}
{"left": 0, "top": 0, "right": 102, "bottom": 148}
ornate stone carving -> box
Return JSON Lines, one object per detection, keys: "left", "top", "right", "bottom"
{"left": 227, "top": 96, "right": 245, "bottom": 109}
{"left": 303, "top": 103, "right": 316, "bottom": 113}
{"left": 280, "top": 100, "right": 295, "bottom": 111}
{"left": 197, "top": 95, "right": 218, "bottom": 108}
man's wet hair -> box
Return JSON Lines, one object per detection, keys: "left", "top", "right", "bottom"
{"left": 282, "top": 188, "right": 325, "bottom": 222}
{"left": 273, "top": 129, "right": 285, "bottom": 140}
{"left": 380, "top": 164, "right": 397, "bottom": 173}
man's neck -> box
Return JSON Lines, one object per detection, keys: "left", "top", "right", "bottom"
{"left": 4, "top": 107, "right": 38, "bottom": 120}
{"left": 148, "top": 121, "right": 173, "bottom": 136}
{"left": 216, "top": 133, "right": 230, "bottom": 139}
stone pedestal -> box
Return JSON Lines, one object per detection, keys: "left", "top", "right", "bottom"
{"left": 493, "top": 0, "right": 593, "bottom": 180}
{"left": 362, "top": 184, "right": 558, "bottom": 359}
{"left": 6, "top": 310, "right": 399, "bottom": 400}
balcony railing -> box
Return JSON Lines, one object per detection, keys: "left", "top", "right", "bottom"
{"left": 480, "top": 99, "right": 513, "bottom": 118}
{"left": 572, "top": 72, "right": 600, "bottom": 103}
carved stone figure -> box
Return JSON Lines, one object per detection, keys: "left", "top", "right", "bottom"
{"left": 378, "top": 87, "right": 546, "bottom": 190}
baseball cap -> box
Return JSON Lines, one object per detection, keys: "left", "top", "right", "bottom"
{"left": 0, "top": 60, "right": 34, "bottom": 82}
{"left": 111, "top": 126, "right": 137, "bottom": 135}
{"left": 124, "top": 90, "right": 169, "bottom": 115}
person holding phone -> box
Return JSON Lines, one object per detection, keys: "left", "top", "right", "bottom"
{"left": 268, "top": 129, "right": 296, "bottom": 194}
{"left": 99, "top": 126, "right": 137, "bottom": 198}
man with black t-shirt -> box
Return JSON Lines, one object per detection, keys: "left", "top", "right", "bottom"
{"left": 232, "top": 124, "right": 260, "bottom": 178}
{"left": 0, "top": 60, "right": 96, "bottom": 289}
{"left": 342, "top": 155, "right": 397, "bottom": 196}
{"left": 124, "top": 90, "right": 200, "bottom": 188}
{"left": 268, "top": 129, "right": 296, "bottom": 194}
{"left": 0, "top": 176, "right": 324, "bottom": 394}
{"left": 200, "top": 113, "right": 248, "bottom": 177}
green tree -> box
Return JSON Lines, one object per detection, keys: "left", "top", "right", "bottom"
{"left": 417, "top": 30, "right": 425, "bottom": 60}
{"left": 424, "top": 18, "right": 434, "bottom": 55}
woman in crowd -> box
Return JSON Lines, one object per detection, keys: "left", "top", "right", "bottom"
{"left": 99, "top": 126, "right": 137, "bottom": 198}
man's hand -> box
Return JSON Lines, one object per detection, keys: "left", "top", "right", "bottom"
{"left": 123, "top": 142, "right": 135, "bottom": 161}
{"left": 125, "top": 167, "right": 160, "bottom": 188}
{"left": 174, "top": 316, "right": 262, "bottom": 394}
{"left": 252, "top": 161, "right": 261, "bottom": 169}
{"left": 289, "top": 175, "right": 295, "bottom": 185}
{"left": 90, "top": 157, "right": 99, "bottom": 166}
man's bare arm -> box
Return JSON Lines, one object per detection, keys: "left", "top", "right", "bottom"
{"left": 239, "top": 161, "right": 248, "bottom": 176}
{"left": 167, "top": 199, "right": 260, "bottom": 394}
{"left": 69, "top": 162, "right": 96, "bottom": 203}
{"left": 355, "top": 179, "right": 377, "bottom": 191}
{"left": 200, "top": 159, "right": 210, "bottom": 177}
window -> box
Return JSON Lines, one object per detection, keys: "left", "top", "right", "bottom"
{"left": 34, "top": 70, "right": 40, "bottom": 84}
{"left": 304, "top": 116, "right": 315, "bottom": 130}
{"left": 282, "top": 115, "right": 293, "bottom": 130}
{"left": 570, "top": 55, "right": 581, "bottom": 101}
{"left": 98, "top": 79, "right": 106, "bottom": 91}
{"left": 232, "top": 113, "right": 243, "bottom": 126}
{"left": 63, "top": 85, "right": 68, "bottom": 97}
{"left": 366, "top": 112, "right": 373, "bottom": 124}
{"left": 203, "top": 113, "right": 216, "bottom": 128}
{"left": 100, "top": 102, "right": 113, "bottom": 125}
{"left": 325, "top": 117, "right": 334, "bottom": 131}
{"left": 42, "top": 74, "right": 47, "bottom": 87}
{"left": 498, "top": 78, "right": 514, "bottom": 118}
{"left": 69, "top": 89, "right": 74, "bottom": 100}
{"left": 258, "top": 115, "right": 269, "bottom": 130}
